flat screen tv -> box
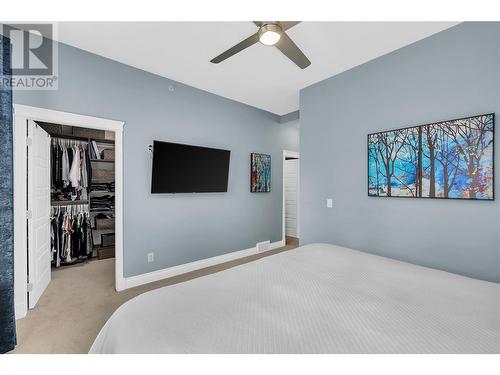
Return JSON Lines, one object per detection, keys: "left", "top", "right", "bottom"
{"left": 151, "top": 140, "right": 230, "bottom": 193}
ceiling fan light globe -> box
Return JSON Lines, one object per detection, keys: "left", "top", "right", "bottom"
{"left": 258, "top": 24, "right": 282, "bottom": 46}
{"left": 260, "top": 31, "right": 281, "bottom": 46}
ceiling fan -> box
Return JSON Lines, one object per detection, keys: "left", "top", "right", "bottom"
{"left": 210, "top": 21, "right": 311, "bottom": 69}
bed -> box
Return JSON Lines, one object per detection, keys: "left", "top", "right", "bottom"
{"left": 90, "top": 243, "right": 500, "bottom": 353}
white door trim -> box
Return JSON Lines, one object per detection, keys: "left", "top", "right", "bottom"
{"left": 282, "top": 150, "right": 300, "bottom": 244}
{"left": 13, "top": 104, "right": 125, "bottom": 319}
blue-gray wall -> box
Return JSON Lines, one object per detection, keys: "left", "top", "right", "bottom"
{"left": 300, "top": 22, "right": 500, "bottom": 283}
{"left": 14, "top": 42, "right": 299, "bottom": 277}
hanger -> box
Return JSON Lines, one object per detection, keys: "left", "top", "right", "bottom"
{"left": 52, "top": 137, "right": 88, "bottom": 149}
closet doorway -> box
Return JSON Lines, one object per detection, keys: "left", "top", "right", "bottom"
{"left": 282, "top": 150, "right": 300, "bottom": 247}
{"left": 13, "top": 105, "right": 124, "bottom": 319}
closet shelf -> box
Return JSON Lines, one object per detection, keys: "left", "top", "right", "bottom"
{"left": 92, "top": 227, "right": 115, "bottom": 233}
{"left": 91, "top": 179, "right": 115, "bottom": 183}
{"left": 90, "top": 208, "right": 115, "bottom": 213}
{"left": 92, "top": 138, "right": 115, "bottom": 144}
{"left": 90, "top": 159, "right": 115, "bottom": 163}
{"left": 51, "top": 200, "right": 89, "bottom": 206}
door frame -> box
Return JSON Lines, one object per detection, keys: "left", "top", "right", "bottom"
{"left": 282, "top": 150, "right": 300, "bottom": 244}
{"left": 13, "top": 104, "right": 125, "bottom": 319}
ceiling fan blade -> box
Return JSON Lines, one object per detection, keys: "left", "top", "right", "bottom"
{"left": 275, "top": 32, "right": 311, "bottom": 69}
{"left": 210, "top": 32, "right": 260, "bottom": 64}
{"left": 280, "top": 21, "right": 301, "bottom": 31}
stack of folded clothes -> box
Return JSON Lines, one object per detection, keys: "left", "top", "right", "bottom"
{"left": 90, "top": 194, "right": 115, "bottom": 211}
{"left": 91, "top": 182, "right": 115, "bottom": 192}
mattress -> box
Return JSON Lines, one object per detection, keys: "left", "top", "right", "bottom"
{"left": 90, "top": 243, "right": 500, "bottom": 353}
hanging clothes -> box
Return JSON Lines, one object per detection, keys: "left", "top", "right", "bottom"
{"left": 50, "top": 204, "right": 93, "bottom": 267}
{"left": 51, "top": 138, "right": 90, "bottom": 202}
{"left": 81, "top": 146, "right": 89, "bottom": 200}
{"left": 61, "top": 146, "right": 70, "bottom": 186}
{"left": 68, "top": 145, "right": 81, "bottom": 188}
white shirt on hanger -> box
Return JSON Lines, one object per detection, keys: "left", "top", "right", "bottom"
{"left": 68, "top": 146, "right": 81, "bottom": 188}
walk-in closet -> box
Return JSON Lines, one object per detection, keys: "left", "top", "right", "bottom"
{"left": 37, "top": 121, "right": 116, "bottom": 268}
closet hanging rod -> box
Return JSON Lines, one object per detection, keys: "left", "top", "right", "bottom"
{"left": 51, "top": 200, "right": 89, "bottom": 206}
{"left": 51, "top": 134, "right": 90, "bottom": 142}
{"left": 49, "top": 134, "right": 115, "bottom": 144}
{"left": 51, "top": 139, "right": 89, "bottom": 149}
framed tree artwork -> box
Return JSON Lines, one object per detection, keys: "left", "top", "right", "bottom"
{"left": 368, "top": 113, "right": 494, "bottom": 200}
{"left": 251, "top": 153, "right": 271, "bottom": 192}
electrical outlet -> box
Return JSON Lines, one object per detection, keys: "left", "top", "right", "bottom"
{"left": 147, "top": 252, "right": 154, "bottom": 263}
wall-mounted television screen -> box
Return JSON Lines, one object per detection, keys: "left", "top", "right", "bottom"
{"left": 151, "top": 140, "right": 231, "bottom": 193}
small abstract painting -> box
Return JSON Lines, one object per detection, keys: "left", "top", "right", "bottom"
{"left": 368, "top": 114, "right": 494, "bottom": 200}
{"left": 251, "top": 153, "right": 271, "bottom": 192}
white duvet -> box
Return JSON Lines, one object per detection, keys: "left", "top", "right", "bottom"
{"left": 90, "top": 243, "right": 500, "bottom": 353}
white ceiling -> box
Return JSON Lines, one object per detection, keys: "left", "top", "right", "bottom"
{"left": 56, "top": 22, "right": 458, "bottom": 116}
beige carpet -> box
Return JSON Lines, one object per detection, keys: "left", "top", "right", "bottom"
{"left": 12, "top": 238, "right": 298, "bottom": 354}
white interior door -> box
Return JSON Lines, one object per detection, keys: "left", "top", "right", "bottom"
{"left": 284, "top": 158, "right": 299, "bottom": 238}
{"left": 27, "top": 120, "right": 51, "bottom": 309}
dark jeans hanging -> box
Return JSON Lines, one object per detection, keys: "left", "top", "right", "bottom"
{"left": 0, "top": 35, "right": 16, "bottom": 353}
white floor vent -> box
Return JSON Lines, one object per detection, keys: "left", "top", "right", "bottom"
{"left": 256, "top": 240, "right": 271, "bottom": 252}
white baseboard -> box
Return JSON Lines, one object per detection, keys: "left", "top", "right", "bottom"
{"left": 121, "top": 240, "right": 285, "bottom": 290}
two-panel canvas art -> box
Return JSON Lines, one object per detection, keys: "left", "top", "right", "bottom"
{"left": 368, "top": 114, "right": 494, "bottom": 200}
